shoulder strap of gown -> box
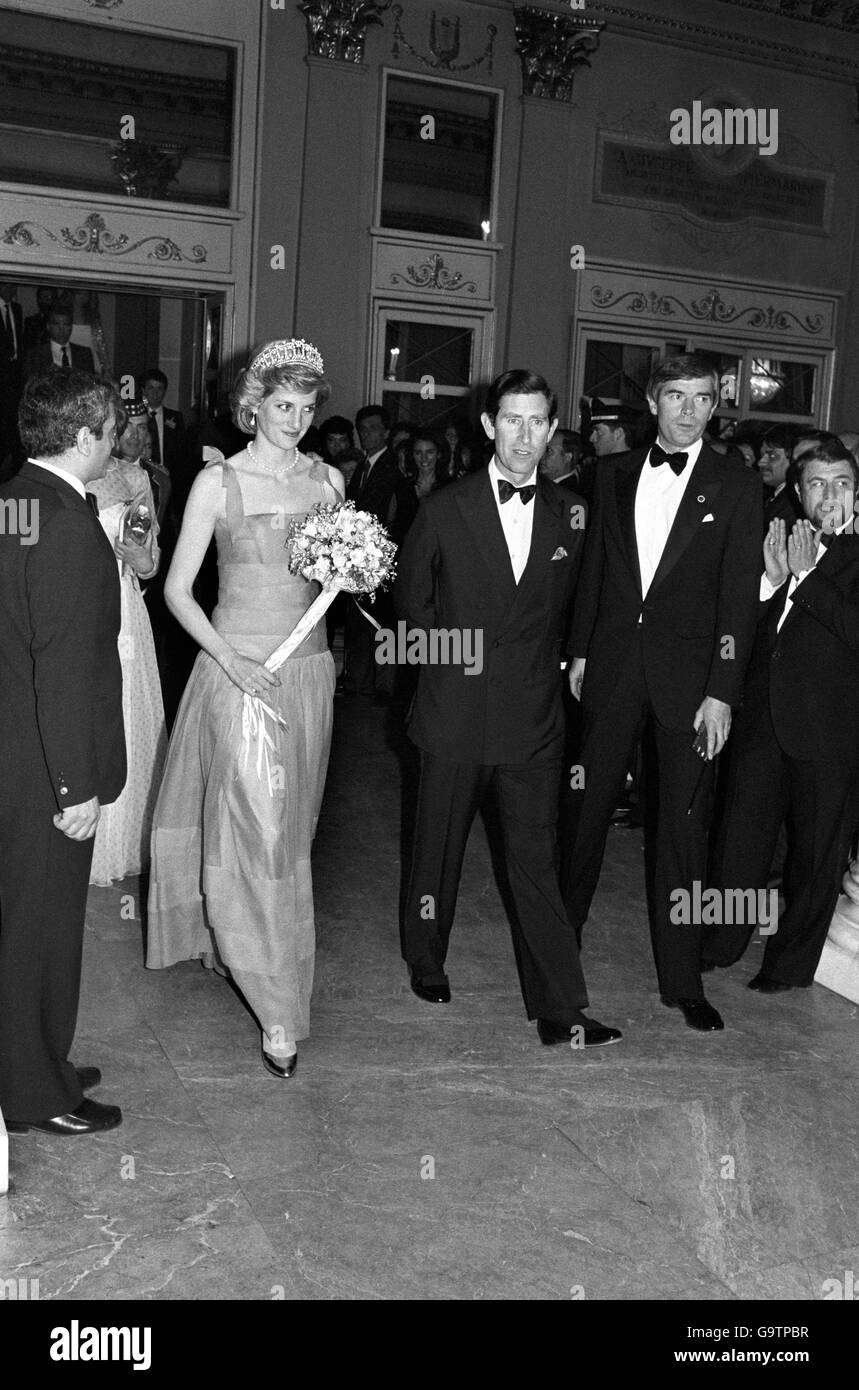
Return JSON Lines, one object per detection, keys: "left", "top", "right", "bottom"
{"left": 307, "top": 456, "right": 341, "bottom": 504}
{"left": 220, "top": 460, "right": 245, "bottom": 530}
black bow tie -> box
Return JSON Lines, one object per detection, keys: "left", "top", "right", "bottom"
{"left": 498, "top": 478, "right": 536, "bottom": 505}
{"left": 85, "top": 492, "right": 99, "bottom": 517}
{"left": 649, "top": 445, "right": 688, "bottom": 475}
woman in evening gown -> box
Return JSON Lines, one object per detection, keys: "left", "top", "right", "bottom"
{"left": 88, "top": 399, "right": 167, "bottom": 885}
{"left": 146, "top": 340, "right": 343, "bottom": 1077}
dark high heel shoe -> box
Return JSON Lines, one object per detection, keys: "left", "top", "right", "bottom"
{"left": 262, "top": 1048, "right": 298, "bottom": 1079}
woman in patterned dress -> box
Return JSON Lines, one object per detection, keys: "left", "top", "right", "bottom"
{"left": 87, "top": 400, "right": 167, "bottom": 885}
{"left": 146, "top": 340, "right": 343, "bottom": 1078}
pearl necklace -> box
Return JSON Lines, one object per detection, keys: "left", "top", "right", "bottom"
{"left": 247, "top": 437, "right": 298, "bottom": 474}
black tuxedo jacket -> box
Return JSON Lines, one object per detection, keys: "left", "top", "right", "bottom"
{"left": 394, "top": 468, "right": 587, "bottom": 764}
{"left": 23, "top": 341, "right": 96, "bottom": 380}
{"left": 154, "top": 407, "right": 187, "bottom": 470}
{"left": 763, "top": 483, "right": 803, "bottom": 535}
{"left": 739, "top": 533, "right": 859, "bottom": 765}
{"left": 0, "top": 462, "right": 126, "bottom": 812}
{"left": 571, "top": 444, "right": 763, "bottom": 728}
{"left": 347, "top": 447, "right": 416, "bottom": 543}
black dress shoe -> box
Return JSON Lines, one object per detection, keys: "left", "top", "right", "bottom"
{"left": 75, "top": 1066, "right": 102, "bottom": 1090}
{"left": 410, "top": 976, "right": 451, "bottom": 1004}
{"left": 663, "top": 997, "right": 724, "bottom": 1031}
{"left": 747, "top": 973, "right": 794, "bottom": 994}
{"left": 262, "top": 1049, "right": 297, "bottom": 1079}
{"left": 537, "top": 1016, "right": 623, "bottom": 1047}
{"left": 5, "top": 1097, "right": 122, "bottom": 1135}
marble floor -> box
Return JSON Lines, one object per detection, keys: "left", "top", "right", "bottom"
{"left": 1, "top": 699, "right": 857, "bottom": 1301}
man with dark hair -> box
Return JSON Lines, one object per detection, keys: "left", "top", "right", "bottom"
{"left": 344, "top": 403, "right": 416, "bottom": 700}
{"left": 759, "top": 424, "right": 803, "bottom": 533}
{"left": 0, "top": 369, "right": 126, "bottom": 1135}
{"left": 22, "top": 285, "right": 57, "bottom": 356}
{"left": 142, "top": 367, "right": 188, "bottom": 490}
{"left": 539, "top": 427, "right": 584, "bottom": 494}
{"left": 394, "top": 366, "right": 620, "bottom": 1048}
{"left": 705, "top": 440, "right": 859, "bottom": 989}
{"left": 563, "top": 353, "right": 763, "bottom": 1031}
{"left": 23, "top": 305, "right": 95, "bottom": 378}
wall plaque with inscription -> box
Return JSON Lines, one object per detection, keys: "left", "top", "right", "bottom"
{"left": 595, "top": 136, "right": 830, "bottom": 234}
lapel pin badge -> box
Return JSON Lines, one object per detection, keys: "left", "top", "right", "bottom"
{"left": 697, "top": 495, "right": 705, "bottom": 503}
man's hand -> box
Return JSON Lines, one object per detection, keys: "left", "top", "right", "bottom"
{"left": 54, "top": 797, "right": 100, "bottom": 841}
{"left": 763, "top": 518, "right": 789, "bottom": 588}
{"left": 693, "top": 696, "right": 732, "bottom": 760}
{"left": 787, "top": 518, "right": 818, "bottom": 579}
{"left": 568, "top": 657, "right": 587, "bottom": 702}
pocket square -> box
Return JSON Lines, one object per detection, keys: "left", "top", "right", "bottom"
{"left": 701, "top": 513, "right": 714, "bottom": 523}
{"left": 551, "top": 546, "right": 568, "bottom": 560}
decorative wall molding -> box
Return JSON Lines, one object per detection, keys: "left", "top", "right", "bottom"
{"left": 649, "top": 212, "right": 754, "bottom": 257}
{"left": 298, "top": 0, "right": 392, "bottom": 64}
{"left": 588, "top": 3, "right": 859, "bottom": 81}
{"left": 0, "top": 191, "right": 234, "bottom": 284}
{"left": 390, "top": 6, "right": 496, "bottom": 73}
{"left": 371, "top": 232, "right": 496, "bottom": 305}
{"left": 513, "top": 8, "right": 604, "bottom": 103}
{"left": 577, "top": 261, "right": 838, "bottom": 346}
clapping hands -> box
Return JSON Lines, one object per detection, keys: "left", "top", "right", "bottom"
{"left": 763, "top": 517, "right": 820, "bottom": 588}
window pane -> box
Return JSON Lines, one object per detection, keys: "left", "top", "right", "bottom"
{"left": 381, "top": 77, "right": 496, "bottom": 240}
{"left": 582, "top": 340, "right": 654, "bottom": 407}
{"left": 748, "top": 358, "right": 815, "bottom": 415}
{"left": 0, "top": 8, "right": 234, "bottom": 206}
{"left": 382, "top": 391, "right": 472, "bottom": 431}
{"left": 384, "top": 320, "right": 473, "bottom": 388}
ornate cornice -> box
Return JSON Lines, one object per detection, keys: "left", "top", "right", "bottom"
{"left": 298, "top": 0, "right": 392, "bottom": 64}
{"left": 513, "top": 8, "right": 604, "bottom": 102}
{"left": 723, "top": 0, "right": 859, "bottom": 33}
{"left": 585, "top": 2, "right": 859, "bottom": 81}
{"left": 2, "top": 212, "right": 207, "bottom": 263}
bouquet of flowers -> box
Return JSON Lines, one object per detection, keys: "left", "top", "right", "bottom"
{"left": 241, "top": 502, "right": 397, "bottom": 790}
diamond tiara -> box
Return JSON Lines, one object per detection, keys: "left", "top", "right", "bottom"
{"left": 249, "top": 338, "right": 324, "bottom": 376}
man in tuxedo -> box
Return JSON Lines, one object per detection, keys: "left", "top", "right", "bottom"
{"left": 23, "top": 305, "right": 96, "bottom": 380}
{"left": 142, "top": 368, "right": 189, "bottom": 501}
{"left": 539, "top": 427, "right": 584, "bottom": 495}
{"left": 21, "top": 285, "right": 56, "bottom": 356}
{"left": 0, "top": 369, "right": 126, "bottom": 1135}
{"left": 562, "top": 353, "right": 763, "bottom": 1031}
{"left": 704, "top": 438, "right": 859, "bottom": 990}
{"left": 0, "top": 280, "right": 24, "bottom": 477}
{"left": 394, "top": 368, "right": 621, "bottom": 1048}
{"left": 344, "top": 404, "right": 416, "bottom": 700}
{"left": 759, "top": 424, "right": 803, "bottom": 534}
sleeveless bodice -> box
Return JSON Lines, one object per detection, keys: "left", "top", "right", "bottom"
{"left": 211, "top": 457, "right": 338, "bottom": 663}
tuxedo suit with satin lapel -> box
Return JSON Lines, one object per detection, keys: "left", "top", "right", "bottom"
{"left": 394, "top": 468, "right": 590, "bottom": 1019}
{"left": 23, "top": 341, "right": 96, "bottom": 380}
{"left": 563, "top": 444, "right": 763, "bottom": 1000}
{"left": 707, "top": 532, "right": 859, "bottom": 983}
{"left": 763, "top": 483, "right": 803, "bottom": 536}
{"left": 0, "top": 299, "right": 24, "bottom": 470}
{"left": 0, "top": 462, "right": 126, "bottom": 1121}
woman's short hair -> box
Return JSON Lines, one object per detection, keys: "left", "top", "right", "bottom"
{"left": 230, "top": 348, "right": 331, "bottom": 434}
{"left": 18, "top": 368, "right": 114, "bottom": 458}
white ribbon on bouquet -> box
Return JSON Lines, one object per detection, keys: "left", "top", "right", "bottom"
{"left": 240, "top": 587, "right": 383, "bottom": 796}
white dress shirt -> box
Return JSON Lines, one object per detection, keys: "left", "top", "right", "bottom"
{"left": 635, "top": 436, "right": 704, "bottom": 599}
{"left": 362, "top": 446, "right": 386, "bottom": 481}
{"left": 489, "top": 457, "right": 536, "bottom": 585}
{"left": 760, "top": 515, "right": 851, "bottom": 633}
{"left": 27, "top": 457, "right": 86, "bottom": 500}
{"left": 50, "top": 340, "right": 73, "bottom": 367}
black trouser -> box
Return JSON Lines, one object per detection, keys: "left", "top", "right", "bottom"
{"left": 402, "top": 750, "right": 588, "bottom": 1021}
{"left": 0, "top": 805, "right": 93, "bottom": 1120}
{"left": 706, "top": 725, "right": 859, "bottom": 985}
{"left": 562, "top": 636, "right": 714, "bottom": 1001}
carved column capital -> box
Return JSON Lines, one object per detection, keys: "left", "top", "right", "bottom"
{"left": 298, "top": 0, "right": 392, "bottom": 65}
{"left": 513, "top": 7, "right": 605, "bottom": 104}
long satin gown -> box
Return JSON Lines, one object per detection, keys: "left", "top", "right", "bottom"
{"left": 146, "top": 457, "right": 338, "bottom": 1053}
